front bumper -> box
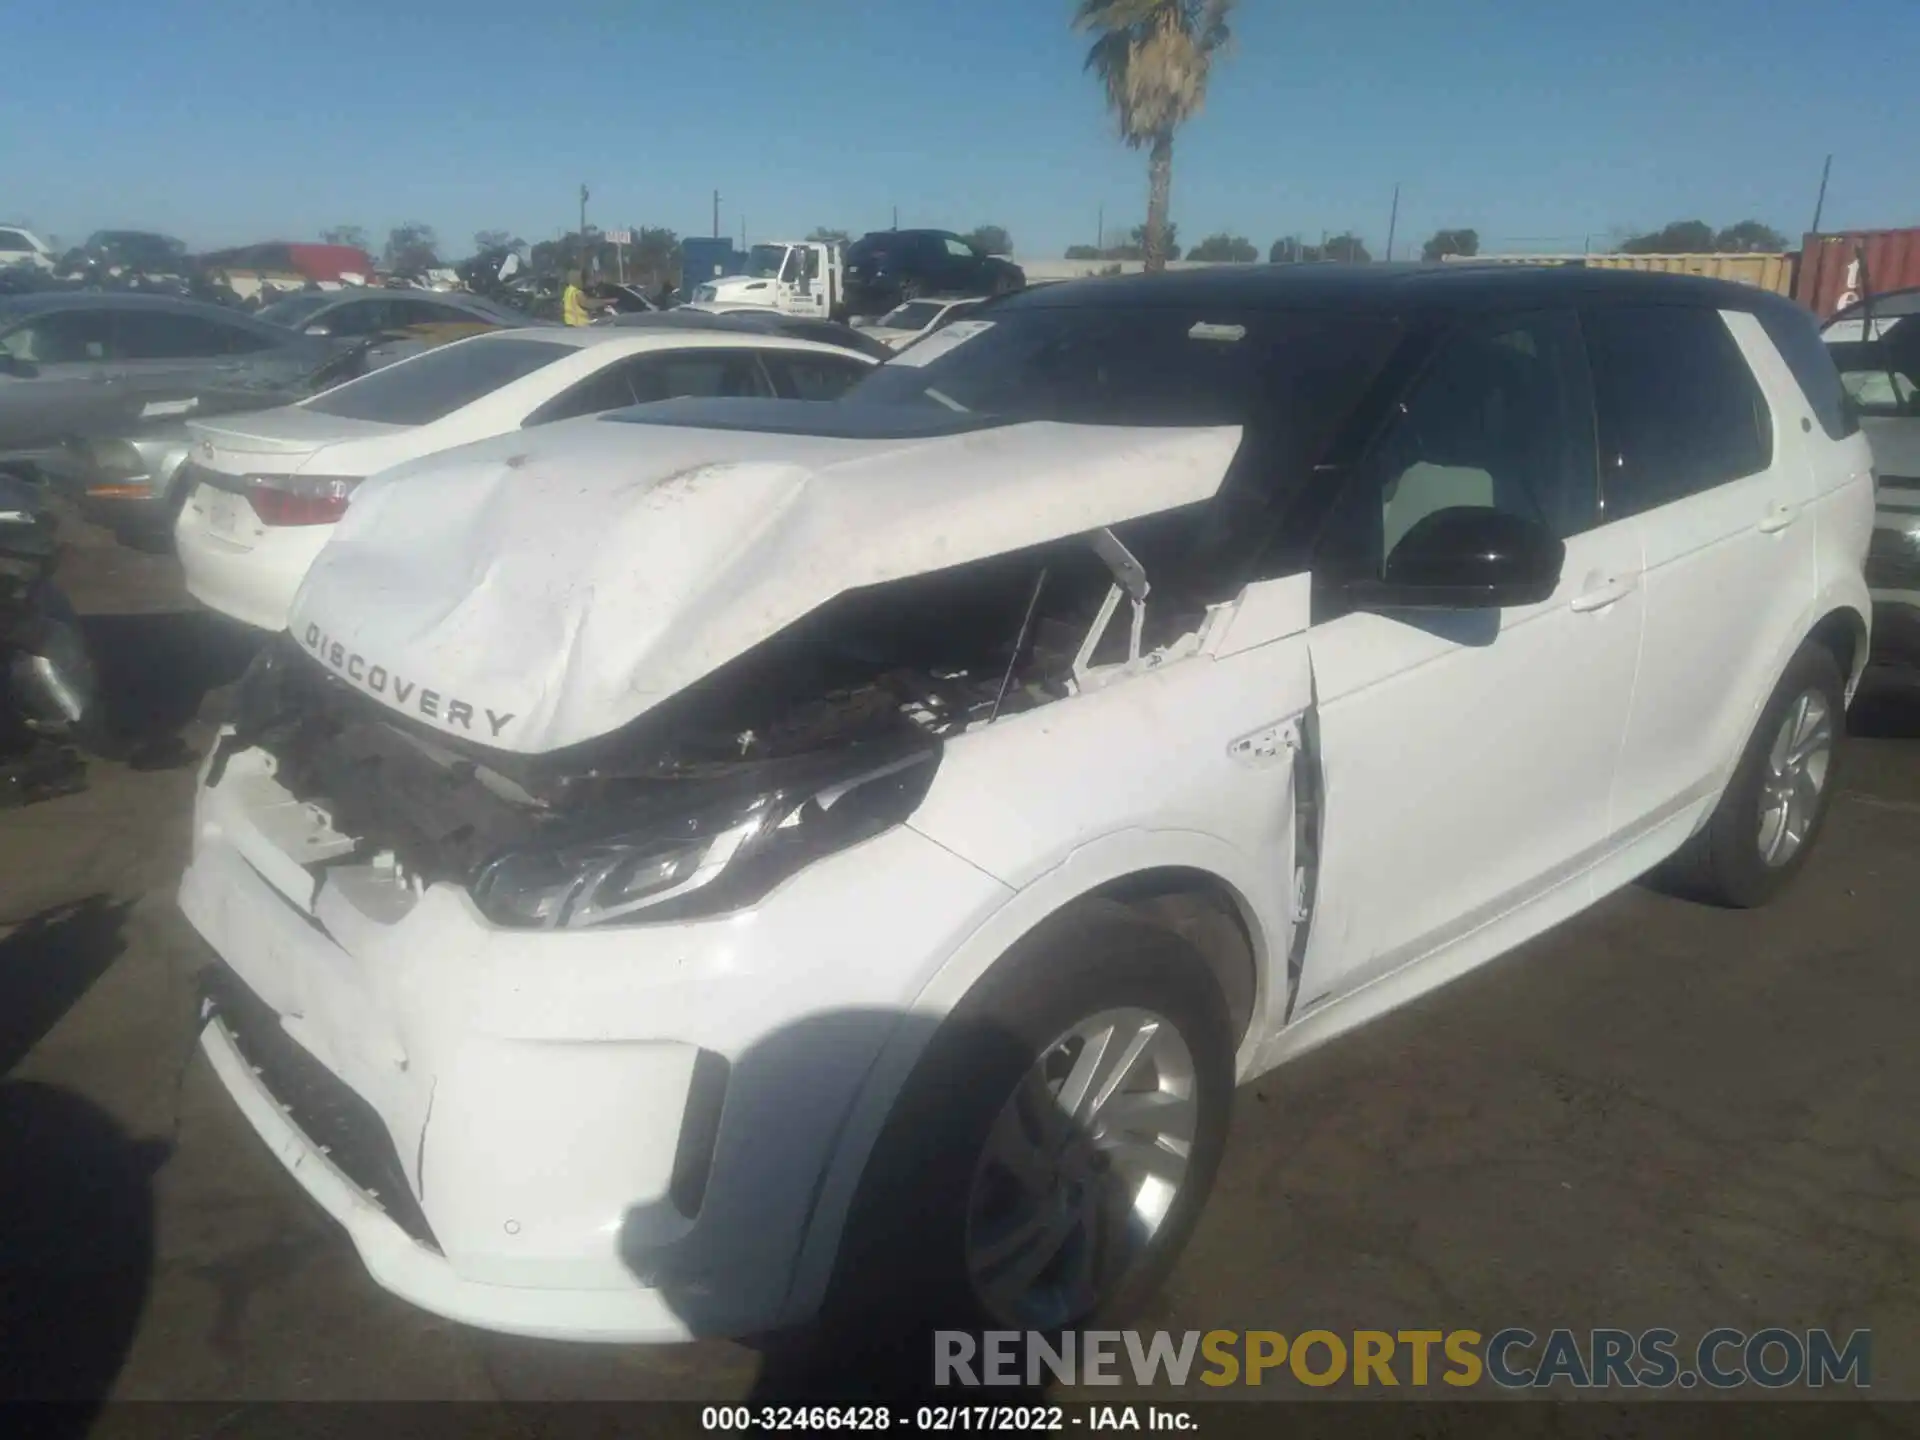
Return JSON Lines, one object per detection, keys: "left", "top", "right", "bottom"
{"left": 179, "top": 744, "right": 1008, "bottom": 1341}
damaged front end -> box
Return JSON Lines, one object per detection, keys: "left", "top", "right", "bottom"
{"left": 211, "top": 522, "right": 1200, "bottom": 930}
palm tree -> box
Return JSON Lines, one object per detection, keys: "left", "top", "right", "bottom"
{"left": 1075, "top": 0, "right": 1234, "bottom": 273}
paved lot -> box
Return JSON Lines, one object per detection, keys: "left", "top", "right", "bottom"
{"left": 4, "top": 516, "right": 1919, "bottom": 1411}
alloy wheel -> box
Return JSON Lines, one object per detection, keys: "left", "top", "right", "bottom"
{"left": 1757, "top": 688, "right": 1834, "bottom": 868}
{"left": 963, "top": 1007, "right": 1198, "bottom": 1329}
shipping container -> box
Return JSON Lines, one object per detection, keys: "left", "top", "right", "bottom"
{"left": 1795, "top": 228, "right": 1920, "bottom": 319}
{"left": 1443, "top": 252, "right": 1793, "bottom": 295}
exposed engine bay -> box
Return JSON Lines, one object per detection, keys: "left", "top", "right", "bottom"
{"left": 213, "top": 514, "right": 1221, "bottom": 895}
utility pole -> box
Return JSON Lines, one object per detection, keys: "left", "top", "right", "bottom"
{"left": 713, "top": 190, "right": 721, "bottom": 240}
{"left": 1097, "top": 203, "right": 1104, "bottom": 252}
{"left": 1385, "top": 183, "right": 1400, "bottom": 263}
{"left": 892, "top": 205, "right": 899, "bottom": 230}
{"left": 578, "top": 183, "right": 589, "bottom": 277}
{"left": 1810, "top": 153, "right": 1833, "bottom": 235}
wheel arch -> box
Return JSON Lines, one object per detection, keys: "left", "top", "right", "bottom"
{"left": 779, "top": 833, "right": 1286, "bottom": 1328}
{"left": 1807, "top": 602, "right": 1870, "bottom": 696}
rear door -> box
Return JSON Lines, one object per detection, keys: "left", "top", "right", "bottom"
{"left": 110, "top": 308, "right": 283, "bottom": 400}
{"left": 1293, "top": 308, "right": 1645, "bottom": 1011}
{"left": 1586, "top": 304, "right": 1819, "bottom": 861}
{"left": 0, "top": 307, "right": 123, "bottom": 450}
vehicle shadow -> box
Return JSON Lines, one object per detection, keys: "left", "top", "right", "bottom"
{"left": 623, "top": 1009, "right": 1083, "bottom": 1404}
{"left": 0, "top": 1079, "right": 169, "bottom": 1419}
{"left": 1847, "top": 678, "right": 1920, "bottom": 740}
{"left": 0, "top": 900, "right": 166, "bottom": 1423}
{"left": 81, "top": 609, "right": 264, "bottom": 764}
{"left": 0, "top": 895, "right": 132, "bottom": 1076}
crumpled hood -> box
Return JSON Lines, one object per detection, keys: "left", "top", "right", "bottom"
{"left": 288, "top": 413, "right": 1242, "bottom": 754}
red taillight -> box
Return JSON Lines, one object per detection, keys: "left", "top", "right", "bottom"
{"left": 242, "top": 475, "right": 360, "bottom": 526}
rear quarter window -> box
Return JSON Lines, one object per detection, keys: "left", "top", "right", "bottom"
{"left": 1584, "top": 305, "right": 1774, "bottom": 521}
{"left": 1757, "top": 304, "right": 1860, "bottom": 440}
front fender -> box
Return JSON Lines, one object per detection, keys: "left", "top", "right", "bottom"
{"left": 779, "top": 824, "right": 1288, "bottom": 1328}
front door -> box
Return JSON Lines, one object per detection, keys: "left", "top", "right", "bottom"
{"left": 1583, "top": 305, "right": 1820, "bottom": 862}
{"left": 1292, "top": 308, "right": 1645, "bottom": 1013}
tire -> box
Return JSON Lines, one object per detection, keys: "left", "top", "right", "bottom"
{"left": 1657, "top": 641, "right": 1846, "bottom": 908}
{"left": 824, "top": 901, "right": 1235, "bottom": 1345}
{"left": 898, "top": 279, "right": 925, "bottom": 304}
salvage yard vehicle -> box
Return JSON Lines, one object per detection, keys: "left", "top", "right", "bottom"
{"left": 0, "top": 472, "right": 100, "bottom": 805}
{"left": 841, "top": 228, "right": 1025, "bottom": 318}
{"left": 1826, "top": 306, "right": 1920, "bottom": 680}
{"left": 255, "top": 287, "right": 531, "bottom": 342}
{"left": 0, "top": 293, "right": 332, "bottom": 480}
{"left": 64, "top": 340, "right": 381, "bottom": 551}
{"left": 179, "top": 265, "right": 1872, "bottom": 1345}
{"left": 859, "top": 294, "right": 988, "bottom": 350}
{"left": 0, "top": 225, "right": 56, "bottom": 272}
{"left": 174, "top": 326, "right": 879, "bottom": 631}
{"left": 690, "top": 239, "right": 844, "bottom": 320}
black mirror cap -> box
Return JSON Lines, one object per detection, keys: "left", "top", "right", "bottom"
{"left": 1350, "top": 506, "right": 1565, "bottom": 611}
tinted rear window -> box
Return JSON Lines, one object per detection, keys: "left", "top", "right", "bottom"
{"left": 1584, "top": 305, "right": 1773, "bottom": 520}
{"left": 302, "top": 336, "right": 573, "bottom": 425}
{"left": 844, "top": 305, "right": 1402, "bottom": 430}
{"left": 1757, "top": 304, "right": 1859, "bottom": 439}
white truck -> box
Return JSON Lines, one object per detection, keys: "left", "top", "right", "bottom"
{"left": 689, "top": 240, "right": 843, "bottom": 321}
{"left": 0, "top": 225, "right": 56, "bottom": 272}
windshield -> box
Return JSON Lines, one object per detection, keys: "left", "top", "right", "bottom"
{"left": 301, "top": 335, "right": 574, "bottom": 426}
{"left": 747, "top": 245, "right": 789, "bottom": 279}
{"left": 879, "top": 301, "right": 946, "bottom": 331}
{"left": 844, "top": 303, "right": 1401, "bottom": 430}
{"left": 256, "top": 294, "right": 333, "bottom": 327}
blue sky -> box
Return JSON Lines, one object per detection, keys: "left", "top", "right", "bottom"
{"left": 3, "top": 0, "right": 1913, "bottom": 260}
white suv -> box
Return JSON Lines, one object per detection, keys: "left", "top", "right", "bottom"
{"left": 179, "top": 267, "right": 1874, "bottom": 1345}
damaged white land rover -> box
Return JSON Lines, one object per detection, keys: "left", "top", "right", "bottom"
{"left": 180, "top": 265, "right": 1874, "bottom": 1345}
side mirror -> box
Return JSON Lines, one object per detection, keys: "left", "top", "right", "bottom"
{"left": 1347, "top": 506, "right": 1564, "bottom": 611}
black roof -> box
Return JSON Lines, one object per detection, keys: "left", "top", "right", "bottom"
{"left": 852, "top": 228, "right": 958, "bottom": 243}
{"left": 1005, "top": 262, "right": 1807, "bottom": 319}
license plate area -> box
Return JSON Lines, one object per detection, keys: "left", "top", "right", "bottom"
{"left": 206, "top": 486, "right": 244, "bottom": 537}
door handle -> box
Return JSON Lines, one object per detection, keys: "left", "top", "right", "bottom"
{"left": 1569, "top": 577, "right": 1634, "bottom": 613}
{"left": 1757, "top": 502, "right": 1800, "bottom": 534}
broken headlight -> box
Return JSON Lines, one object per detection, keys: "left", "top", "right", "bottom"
{"left": 470, "top": 745, "right": 940, "bottom": 929}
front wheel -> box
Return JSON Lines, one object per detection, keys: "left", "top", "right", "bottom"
{"left": 826, "top": 901, "right": 1235, "bottom": 1340}
{"left": 1657, "top": 640, "right": 1846, "bottom": 907}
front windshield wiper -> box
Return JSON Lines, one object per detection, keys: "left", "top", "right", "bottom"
{"left": 923, "top": 388, "right": 970, "bottom": 413}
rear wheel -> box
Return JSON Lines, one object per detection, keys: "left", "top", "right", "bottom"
{"left": 825, "top": 902, "right": 1235, "bottom": 1341}
{"left": 1658, "top": 641, "right": 1845, "bottom": 907}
